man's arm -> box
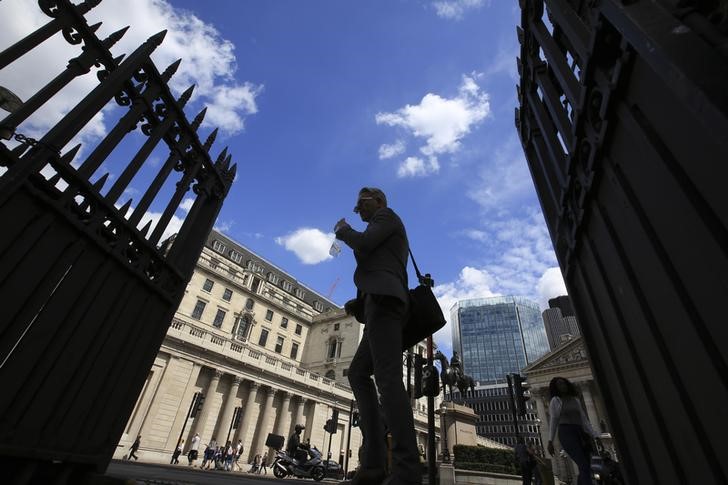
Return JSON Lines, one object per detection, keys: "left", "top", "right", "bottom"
{"left": 336, "top": 209, "right": 399, "bottom": 255}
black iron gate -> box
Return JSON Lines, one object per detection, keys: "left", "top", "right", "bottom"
{"left": 516, "top": 1, "right": 727, "bottom": 484}
{"left": 0, "top": 1, "right": 235, "bottom": 481}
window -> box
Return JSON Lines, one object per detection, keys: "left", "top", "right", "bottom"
{"left": 327, "top": 339, "right": 341, "bottom": 360}
{"left": 343, "top": 368, "right": 348, "bottom": 377}
{"left": 267, "top": 272, "right": 280, "bottom": 285}
{"left": 202, "top": 278, "right": 214, "bottom": 292}
{"left": 290, "top": 342, "right": 299, "bottom": 359}
{"left": 294, "top": 288, "right": 305, "bottom": 299}
{"left": 222, "top": 288, "right": 233, "bottom": 302}
{"left": 245, "top": 298, "right": 254, "bottom": 310}
{"left": 212, "top": 240, "right": 226, "bottom": 254}
{"left": 265, "top": 309, "right": 274, "bottom": 321}
{"left": 229, "top": 250, "right": 243, "bottom": 264}
{"left": 191, "top": 300, "right": 206, "bottom": 319}
{"left": 258, "top": 328, "right": 269, "bottom": 347}
{"left": 275, "top": 336, "right": 284, "bottom": 353}
{"left": 282, "top": 280, "right": 293, "bottom": 292}
{"left": 280, "top": 317, "right": 288, "bottom": 328}
{"left": 251, "top": 277, "right": 261, "bottom": 293}
{"left": 334, "top": 323, "right": 340, "bottom": 331}
{"left": 213, "top": 309, "right": 226, "bottom": 327}
{"left": 314, "top": 301, "right": 324, "bottom": 312}
{"left": 235, "top": 314, "right": 252, "bottom": 341}
{"left": 295, "top": 324, "right": 302, "bottom": 335}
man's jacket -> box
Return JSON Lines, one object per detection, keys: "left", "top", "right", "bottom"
{"left": 335, "top": 207, "right": 409, "bottom": 304}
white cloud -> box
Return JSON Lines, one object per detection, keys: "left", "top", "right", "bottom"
{"left": 433, "top": 266, "right": 499, "bottom": 353}
{"left": 397, "top": 156, "right": 439, "bottom": 178}
{"left": 378, "top": 140, "right": 406, "bottom": 160}
{"left": 276, "top": 228, "right": 335, "bottom": 265}
{"left": 433, "top": 0, "right": 486, "bottom": 20}
{"left": 376, "top": 74, "right": 490, "bottom": 176}
{"left": 0, "top": 0, "right": 262, "bottom": 148}
{"left": 461, "top": 229, "right": 488, "bottom": 242}
{"left": 179, "top": 197, "right": 195, "bottom": 213}
{"left": 537, "top": 267, "right": 567, "bottom": 309}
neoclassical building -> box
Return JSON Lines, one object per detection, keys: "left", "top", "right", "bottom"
{"left": 522, "top": 336, "right": 617, "bottom": 483}
{"left": 115, "top": 230, "right": 436, "bottom": 465}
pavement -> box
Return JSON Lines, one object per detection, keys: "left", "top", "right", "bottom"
{"left": 105, "top": 460, "right": 339, "bottom": 485}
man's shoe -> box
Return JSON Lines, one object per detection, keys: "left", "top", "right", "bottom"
{"left": 340, "top": 468, "right": 387, "bottom": 485}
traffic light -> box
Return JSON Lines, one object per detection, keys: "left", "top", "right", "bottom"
{"left": 352, "top": 410, "right": 360, "bottom": 427}
{"left": 512, "top": 374, "right": 530, "bottom": 416}
{"left": 324, "top": 419, "right": 335, "bottom": 433}
{"left": 413, "top": 354, "right": 440, "bottom": 398}
{"left": 190, "top": 392, "right": 205, "bottom": 418}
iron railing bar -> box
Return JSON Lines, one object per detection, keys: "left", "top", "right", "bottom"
{"left": 529, "top": 18, "right": 580, "bottom": 109}
{"left": 147, "top": 155, "right": 201, "bottom": 245}
{"left": 0, "top": 32, "right": 167, "bottom": 205}
{"left": 0, "top": 0, "right": 101, "bottom": 70}
{"left": 544, "top": 0, "right": 590, "bottom": 61}
{"left": 105, "top": 114, "right": 178, "bottom": 205}
{"left": 533, "top": 64, "right": 575, "bottom": 150}
{"left": 525, "top": 89, "right": 568, "bottom": 188}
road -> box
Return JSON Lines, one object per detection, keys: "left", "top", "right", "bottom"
{"left": 106, "top": 460, "right": 336, "bottom": 485}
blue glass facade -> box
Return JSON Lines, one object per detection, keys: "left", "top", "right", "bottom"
{"left": 451, "top": 296, "right": 549, "bottom": 384}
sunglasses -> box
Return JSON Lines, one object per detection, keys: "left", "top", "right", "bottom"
{"left": 353, "top": 196, "right": 374, "bottom": 213}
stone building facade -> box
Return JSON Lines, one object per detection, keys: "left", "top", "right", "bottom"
{"left": 115, "top": 230, "right": 436, "bottom": 465}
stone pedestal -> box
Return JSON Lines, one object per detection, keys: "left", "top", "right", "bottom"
{"left": 437, "top": 401, "right": 478, "bottom": 459}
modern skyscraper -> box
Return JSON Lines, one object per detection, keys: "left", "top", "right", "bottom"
{"left": 542, "top": 295, "right": 581, "bottom": 350}
{"left": 451, "top": 296, "right": 549, "bottom": 385}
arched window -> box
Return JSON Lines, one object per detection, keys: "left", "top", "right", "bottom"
{"left": 236, "top": 314, "right": 253, "bottom": 341}
{"left": 325, "top": 369, "right": 336, "bottom": 380}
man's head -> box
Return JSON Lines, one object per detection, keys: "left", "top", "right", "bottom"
{"left": 354, "top": 187, "right": 387, "bottom": 222}
{"left": 295, "top": 424, "right": 305, "bottom": 434}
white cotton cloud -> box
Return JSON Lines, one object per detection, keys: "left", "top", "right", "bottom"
{"left": 433, "top": 0, "right": 486, "bottom": 20}
{"left": 537, "top": 267, "right": 567, "bottom": 309}
{"left": 378, "top": 140, "right": 406, "bottom": 160}
{"left": 396, "top": 156, "right": 439, "bottom": 178}
{"left": 433, "top": 266, "right": 499, "bottom": 353}
{"left": 276, "top": 228, "right": 336, "bottom": 265}
{"left": 376, "top": 74, "right": 489, "bottom": 176}
{"left": 0, "top": 0, "right": 262, "bottom": 147}
{"left": 179, "top": 197, "right": 195, "bottom": 213}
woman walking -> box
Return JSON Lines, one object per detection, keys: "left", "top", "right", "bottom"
{"left": 546, "top": 377, "right": 599, "bottom": 485}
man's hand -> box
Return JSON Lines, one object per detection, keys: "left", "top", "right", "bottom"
{"left": 334, "top": 218, "right": 350, "bottom": 233}
{"left": 547, "top": 441, "right": 555, "bottom": 456}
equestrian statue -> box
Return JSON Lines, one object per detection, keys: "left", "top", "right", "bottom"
{"left": 433, "top": 350, "right": 476, "bottom": 400}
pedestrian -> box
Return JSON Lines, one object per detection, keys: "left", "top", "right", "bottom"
{"left": 259, "top": 454, "right": 268, "bottom": 474}
{"left": 200, "top": 442, "right": 214, "bottom": 470}
{"left": 224, "top": 441, "right": 234, "bottom": 471}
{"left": 249, "top": 453, "right": 261, "bottom": 473}
{"left": 335, "top": 187, "right": 420, "bottom": 485}
{"left": 171, "top": 439, "right": 184, "bottom": 464}
{"left": 187, "top": 433, "right": 200, "bottom": 466}
{"left": 234, "top": 439, "right": 244, "bottom": 471}
{"left": 515, "top": 437, "right": 535, "bottom": 485}
{"left": 527, "top": 444, "right": 543, "bottom": 485}
{"left": 546, "top": 377, "right": 600, "bottom": 485}
{"left": 128, "top": 435, "right": 141, "bottom": 461}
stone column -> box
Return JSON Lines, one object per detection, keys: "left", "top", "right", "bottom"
{"left": 217, "top": 376, "right": 242, "bottom": 445}
{"left": 235, "top": 381, "right": 259, "bottom": 459}
{"left": 269, "top": 391, "right": 291, "bottom": 460}
{"left": 252, "top": 387, "right": 277, "bottom": 457}
{"left": 579, "top": 382, "right": 600, "bottom": 432}
{"left": 292, "top": 396, "right": 306, "bottom": 435}
{"left": 304, "top": 400, "right": 318, "bottom": 442}
{"left": 191, "top": 369, "right": 222, "bottom": 441}
{"left": 532, "top": 388, "right": 551, "bottom": 454}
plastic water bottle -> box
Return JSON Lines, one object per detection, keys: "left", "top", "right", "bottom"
{"left": 329, "top": 240, "right": 342, "bottom": 257}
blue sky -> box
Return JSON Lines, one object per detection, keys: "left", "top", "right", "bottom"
{"left": 0, "top": 0, "right": 567, "bottom": 354}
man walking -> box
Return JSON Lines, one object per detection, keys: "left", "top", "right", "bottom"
{"left": 127, "top": 435, "right": 141, "bottom": 461}
{"left": 188, "top": 433, "right": 200, "bottom": 466}
{"left": 335, "top": 187, "right": 420, "bottom": 485}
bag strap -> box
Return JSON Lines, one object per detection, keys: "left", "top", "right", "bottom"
{"left": 408, "top": 247, "right": 423, "bottom": 281}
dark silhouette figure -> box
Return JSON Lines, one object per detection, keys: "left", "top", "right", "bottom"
{"left": 336, "top": 187, "right": 420, "bottom": 485}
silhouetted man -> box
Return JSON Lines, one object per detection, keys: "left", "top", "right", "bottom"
{"left": 335, "top": 187, "right": 419, "bottom": 485}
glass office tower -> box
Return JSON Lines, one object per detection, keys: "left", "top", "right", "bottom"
{"left": 451, "top": 296, "right": 549, "bottom": 384}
